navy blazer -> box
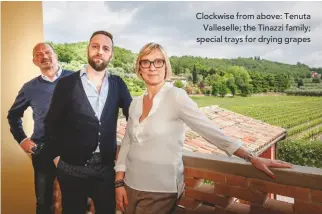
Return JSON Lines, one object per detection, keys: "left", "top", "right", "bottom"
{"left": 43, "top": 71, "right": 132, "bottom": 166}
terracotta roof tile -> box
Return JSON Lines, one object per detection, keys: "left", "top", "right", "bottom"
{"left": 116, "top": 105, "right": 286, "bottom": 156}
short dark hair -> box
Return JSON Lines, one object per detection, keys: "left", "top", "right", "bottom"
{"left": 89, "top": 30, "right": 114, "bottom": 46}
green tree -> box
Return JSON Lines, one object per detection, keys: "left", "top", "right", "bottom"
{"left": 204, "top": 74, "right": 221, "bottom": 86}
{"left": 55, "top": 45, "right": 74, "bottom": 63}
{"left": 275, "top": 74, "right": 290, "bottom": 92}
{"left": 113, "top": 59, "right": 123, "bottom": 68}
{"left": 212, "top": 82, "right": 220, "bottom": 96}
{"left": 226, "top": 78, "right": 237, "bottom": 97}
{"left": 218, "top": 80, "right": 228, "bottom": 98}
{"left": 192, "top": 64, "right": 197, "bottom": 84}
{"left": 226, "top": 66, "right": 252, "bottom": 94}
{"left": 297, "top": 79, "right": 304, "bottom": 88}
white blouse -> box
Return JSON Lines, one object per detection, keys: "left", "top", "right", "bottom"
{"left": 115, "top": 83, "right": 242, "bottom": 196}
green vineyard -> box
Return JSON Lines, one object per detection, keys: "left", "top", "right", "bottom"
{"left": 192, "top": 95, "right": 322, "bottom": 141}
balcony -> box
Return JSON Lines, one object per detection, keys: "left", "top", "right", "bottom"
{"left": 52, "top": 151, "right": 322, "bottom": 214}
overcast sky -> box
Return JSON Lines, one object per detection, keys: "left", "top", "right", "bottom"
{"left": 43, "top": 1, "right": 322, "bottom": 67}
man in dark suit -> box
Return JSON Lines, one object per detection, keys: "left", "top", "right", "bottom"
{"left": 43, "top": 30, "right": 132, "bottom": 214}
{"left": 7, "top": 43, "right": 73, "bottom": 214}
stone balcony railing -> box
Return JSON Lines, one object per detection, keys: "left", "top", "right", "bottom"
{"left": 53, "top": 151, "right": 322, "bottom": 214}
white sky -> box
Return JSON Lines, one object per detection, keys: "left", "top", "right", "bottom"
{"left": 43, "top": 1, "right": 322, "bottom": 67}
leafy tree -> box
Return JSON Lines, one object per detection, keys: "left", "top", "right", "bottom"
{"left": 226, "top": 78, "right": 237, "bottom": 97}
{"left": 297, "top": 79, "right": 304, "bottom": 88}
{"left": 212, "top": 82, "right": 220, "bottom": 96}
{"left": 55, "top": 45, "right": 74, "bottom": 63}
{"left": 218, "top": 80, "right": 228, "bottom": 98}
{"left": 226, "top": 66, "right": 252, "bottom": 95}
{"left": 49, "top": 40, "right": 316, "bottom": 96}
{"left": 204, "top": 74, "right": 221, "bottom": 86}
{"left": 113, "top": 59, "right": 123, "bottom": 68}
{"left": 239, "top": 83, "right": 253, "bottom": 97}
{"left": 275, "top": 74, "right": 290, "bottom": 92}
{"left": 192, "top": 64, "right": 197, "bottom": 84}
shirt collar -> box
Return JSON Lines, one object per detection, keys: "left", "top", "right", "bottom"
{"left": 41, "top": 67, "right": 63, "bottom": 82}
{"left": 80, "top": 65, "right": 109, "bottom": 79}
{"left": 137, "top": 82, "right": 172, "bottom": 123}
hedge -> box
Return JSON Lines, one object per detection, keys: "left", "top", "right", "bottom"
{"left": 285, "top": 89, "right": 322, "bottom": 96}
{"left": 277, "top": 139, "right": 322, "bottom": 168}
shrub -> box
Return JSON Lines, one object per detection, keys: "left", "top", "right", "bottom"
{"left": 297, "top": 79, "right": 304, "bottom": 88}
{"left": 285, "top": 89, "right": 322, "bottom": 96}
{"left": 184, "top": 85, "right": 192, "bottom": 94}
{"left": 174, "top": 80, "right": 184, "bottom": 88}
{"left": 277, "top": 140, "right": 322, "bottom": 168}
{"left": 200, "top": 86, "right": 211, "bottom": 95}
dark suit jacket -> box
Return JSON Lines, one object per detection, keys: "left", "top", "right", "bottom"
{"left": 43, "top": 71, "right": 132, "bottom": 166}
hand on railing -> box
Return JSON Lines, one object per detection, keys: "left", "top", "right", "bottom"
{"left": 234, "top": 147, "right": 292, "bottom": 179}
{"left": 250, "top": 157, "right": 292, "bottom": 179}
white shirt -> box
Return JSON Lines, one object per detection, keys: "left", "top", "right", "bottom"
{"left": 79, "top": 66, "right": 109, "bottom": 153}
{"left": 115, "top": 83, "right": 242, "bottom": 196}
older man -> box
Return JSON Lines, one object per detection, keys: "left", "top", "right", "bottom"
{"left": 7, "top": 43, "right": 73, "bottom": 214}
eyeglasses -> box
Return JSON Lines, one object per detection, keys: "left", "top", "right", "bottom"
{"left": 139, "top": 59, "right": 165, "bottom": 68}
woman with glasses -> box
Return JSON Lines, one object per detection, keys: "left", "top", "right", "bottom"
{"left": 114, "top": 43, "right": 292, "bottom": 214}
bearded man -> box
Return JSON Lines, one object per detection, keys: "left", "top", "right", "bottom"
{"left": 42, "top": 30, "right": 132, "bottom": 214}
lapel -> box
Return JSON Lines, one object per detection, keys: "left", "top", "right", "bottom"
{"left": 76, "top": 71, "right": 98, "bottom": 121}
{"left": 100, "top": 75, "right": 114, "bottom": 122}
{"left": 76, "top": 71, "right": 115, "bottom": 122}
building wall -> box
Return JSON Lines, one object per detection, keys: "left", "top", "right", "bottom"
{"left": 259, "top": 146, "right": 273, "bottom": 159}
{"left": 1, "top": 2, "right": 44, "bottom": 213}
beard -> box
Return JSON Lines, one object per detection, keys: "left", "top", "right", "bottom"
{"left": 88, "top": 56, "right": 109, "bottom": 72}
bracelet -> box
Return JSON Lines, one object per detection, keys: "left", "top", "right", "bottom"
{"left": 244, "top": 152, "right": 254, "bottom": 163}
{"left": 114, "top": 179, "right": 125, "bottom": 188}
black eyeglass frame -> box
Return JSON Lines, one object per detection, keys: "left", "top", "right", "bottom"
{"left": 139, "top": 59, "right": 165, "bottom": 68}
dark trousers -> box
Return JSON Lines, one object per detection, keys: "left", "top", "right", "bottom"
{"left": 32, "top": 154, "right": 56, "bottom": 214}
{"left": 56, "top": 153, "right": 116, "bottom": 214}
